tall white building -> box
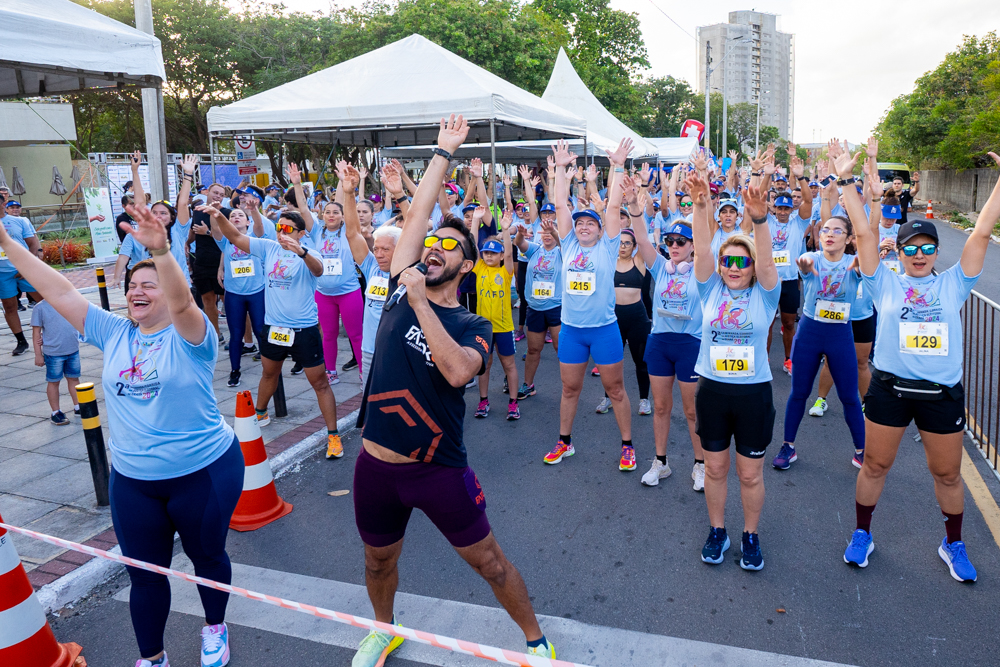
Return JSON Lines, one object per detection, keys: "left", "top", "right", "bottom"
{"left": 696, "top": 11, "right": 795, "bottom": 141}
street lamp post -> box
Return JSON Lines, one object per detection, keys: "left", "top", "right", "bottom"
{"left": 704, "top": 35, "right": 747, "bottom": 154}
{"left": 754, "top": 88, "right": 770, "bottom": 154}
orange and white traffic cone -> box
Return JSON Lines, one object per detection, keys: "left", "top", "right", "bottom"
{"left": 926, "top": 199, "right": 934, "bottom": 219}
{"left": 0, "top": 514, "right": 85, "bottom": 666}
{"left": 229, "top": 390, "right": 293, "bottom": 531}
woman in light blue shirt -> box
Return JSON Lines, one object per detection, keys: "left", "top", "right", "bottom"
{"left": 541, "top": 139, "right": 636, "bottom": 474}
{"left": 514, "top": 218, "right": 562, "bottom": 399}
{"left": 837, "top": 141, "right": 1000, "bottom": 582}
{"left": 691, "top": 165, "right": 780, "bottom": 572}
{"left": 0, "top": 204, "right": 243, "bottom": 667}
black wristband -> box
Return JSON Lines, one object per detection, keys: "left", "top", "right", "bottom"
{"left": 797, "top": 176, "right": 808, "bottom": 182}
{"left": 837, "top": 176, "right": 857, "bottom": 186}
{"left": 751, "top": 215, "right": 768, "bottom": 225}
{"left": 298, "top": 249, "right": 308, "bottom": 258}
{"left": 432, "top": 147, "right": 452, "bottom": 162}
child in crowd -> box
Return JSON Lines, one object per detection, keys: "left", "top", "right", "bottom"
{"left": 31, "top": 297, "right": 81, "bottom": 425}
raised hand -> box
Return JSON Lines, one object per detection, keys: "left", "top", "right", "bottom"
{"left": 796, "top": 254, "right": 818, "bottom": 277}
{"left": 832, "top": 141, "right": 862, "bottom": 178}
{"left": 691, "top": 149, "right": 709, "bottom": 174}
{"left": 502, "top": 172, "right": 512, "bottom": 187}
{"left": 743, "top": 183, "right": 768, "bottom": 221}
{"left": 131, "top": 150, "right": 142, "bottom": 167}
{"left": 728, "top": 149, "right": 739, "bottom": 162}
{"left": 181, "top": 154, "right": 198, "bottom": 175}
{"left": 640, "top": 162, "right": 652, "bottom": 184}
{"left": 539, "top": 218, "right": 558, "bottom": 238}
{"left": 286, "top": 162, "right": 302, "bottom": 185}
{"left": 590, "top": 194, "right": 607, "bottom": 216}
{"left": 472, "top": 205, "right": 486, "bottom": 222}
{"left": 749, "top": 149, "right": 764, "bottom": 172}
{"left": 546, "top": 155, "right": 556, "bottom": 174}
{"left": 469, "top": 158, "right": 483, "bottom": 179}
{"left": 865, "top": 136, "right": 878, "bottom": 159}
{"left": 381, "top": 163, "right": 403, "bottom": 197}
{"left": 605, "top": 137, "right": 634, "bottom": 166}
{"left": 586, "top": 163, "right": 598, "bottom": 182}
{"left": 686, "top": 172, "right": 710, "bottom": 205}
{"left": 126, "top": 203, "right": 167, "bottom": 252}
{"left": 551, "top": 139, "right": 578, "bottom": 168}
{"left": 500, "top": 209, "right": 513, "bottom": 231}
{"left": 437, "top": 114, "right": 469, "bottom": 154}
{"left": 576, "top": 166, "right": 585, "bottom": 182}
{"left": 564, "top": 166, "right": 576, "bottom": 182}
{"left": 790, "top": 155, "right": 805, "bottom": 179}
{"left": 338, "top": 162, "right": 360, "bottom": 191}
{"left": 817, "top": 158, "right": 829, "bottom": 178}
{"left": 870, "top": 171, "right": 884, "bottom": 199}
{"left": 530, "top": 175, "right": 541, "bottom": 188}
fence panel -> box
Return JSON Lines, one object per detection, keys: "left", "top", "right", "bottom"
{"left": 962, "top": 290, "right": 1000, "bottom": 476}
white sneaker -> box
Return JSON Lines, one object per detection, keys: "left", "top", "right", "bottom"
{"left": 641, "top": 458, "right": 672, "bottom": 486}
{"left": 201, "top": 623, "right": 230, "bottom": 667}
{"left": 638, "top": 398, "right": 652, "bottom": 415}
{"left": 327, "top": 370, "right": 340, "bottom": 385}
{"left": 465, "top": 377, "right": 478, "bottom": 388}
{"left": 595, "top": 396, "right": 612, "bottom": 414}
{"left": 692, "top": 462, "right": 706, "bottom": 492}
{"left": 808, "top": 397, "right": 828, "bottom": 417}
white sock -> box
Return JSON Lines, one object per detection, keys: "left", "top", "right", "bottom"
{"left": 52, "top": 410, "right": 60, "bottom": 416}
{"left": 74, "top": 404, "right": 80, "bottom": 410}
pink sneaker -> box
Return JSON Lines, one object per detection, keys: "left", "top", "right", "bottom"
{"left": 514, "top": 329, "right": 526, "bottom": 342}
{"left": 545, "top": 331, "right": 553, "bottom": 344}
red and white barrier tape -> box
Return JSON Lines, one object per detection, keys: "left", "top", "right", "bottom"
{"left": 0, "top": 522, "right": 584, "bottom": 667}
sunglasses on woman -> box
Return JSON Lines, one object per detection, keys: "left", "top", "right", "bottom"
{"left": 663, "top": 235, "right": 690, "bottom": 246}
{"left": 678, "top": 202, "right": 694, "bottom": 209}
{"left": 820, "top": 227, "right": 847, "bottom": 236}
{"left": 900, "top": 243, "right": 937, "bottom": 256}
{"left": 275, "top": 222, "right": 297, "bottom": 235}
{"left": 720, "top": 255, "right": 753, "bottom": 269}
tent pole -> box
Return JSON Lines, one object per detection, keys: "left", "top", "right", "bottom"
{"left": 489, "top": 119, "right": 497, "bottom": 210}
{"left": 209, "top": 135, "right": 217, "bottom": 183}
{"left": 584, "top": 134, "right": 588, "bottom": 166}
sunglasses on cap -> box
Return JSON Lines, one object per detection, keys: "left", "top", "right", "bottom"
{"left": 663, "top": 235, "right": 690, "bottom": 247}
{"left": 901, "top": 243, "right": 937, "bottom": 256}
{"left": 720, "top": 255, "right": 753, "bottom": 269}
{"left": 275, "top": 222, "right": 298, "bottom": 235}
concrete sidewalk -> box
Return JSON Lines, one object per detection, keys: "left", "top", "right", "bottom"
{"left": 0, "top": 279, "right": 363, "bottom": 587}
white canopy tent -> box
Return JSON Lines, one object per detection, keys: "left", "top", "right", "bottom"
{"left": 206, "top": 34, "right": 586, "bottom": 148}
{"left": 647, "top": 137, "right": 701, "bottom": 164}
{"left": 0, "top": 0, "right": 165, "bottom": 98}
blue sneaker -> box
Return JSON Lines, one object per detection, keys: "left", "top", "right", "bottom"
{"left": 701, "top": 527, "right": 730, "bottom": 564}
{"left": 200, "top": 623, "right": 229, "bottom": 667}
{"left": 938, "top": 538, "right": 977, "bottom": 582}
{"left": 843, "top": 529, "right": 874, "bottom": 567}
{"left": 740, "top": 532, "right": 764, "bottom": 570}
{"left": 772, "top": 443, "right": 797, "bottom": 470}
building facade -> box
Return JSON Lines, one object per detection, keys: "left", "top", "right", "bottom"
{"left": 696, "top": 11, "right": 794, "bottom": 141}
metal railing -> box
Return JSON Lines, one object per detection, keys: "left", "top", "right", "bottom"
{"left": 962, "top": 289, "right": 1000, "bottom": 478}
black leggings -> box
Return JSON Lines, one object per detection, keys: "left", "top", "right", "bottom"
{"left": 606, "top": 301, "right": 650, "bottom": 400}
{"left": 516, "top": 259, "right": 528, "bottom": 327}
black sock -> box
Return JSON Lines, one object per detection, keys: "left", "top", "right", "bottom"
{"left": 527, "top": 636, "right": 549, "bottom": 650}
{"left": 622, "top": 439, "right": 632, "bottom": 448}
{"left": 14, "top": 331, "right": 26, "bottom": 344}
{"left": 509, "top": 397, "right": 517, "bottom": 404}
{"left": 656, "top": 454, "right": 667, "bottom": 465}
{"left": 943, "top": 511, "right": 964, "bottom": 544}
{"left": 559, "top": 434, "right": 571, "bottom": 445}
{"left": 694, "top": 458, "right": 704, "bottom": 465}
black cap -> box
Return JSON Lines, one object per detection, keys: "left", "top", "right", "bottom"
{"left": 896, "top": 220, "right": 938, "bottom": 246}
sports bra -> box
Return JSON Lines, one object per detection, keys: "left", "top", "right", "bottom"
{"left": 614, "top": 263, "right": 644, "bottom": 290}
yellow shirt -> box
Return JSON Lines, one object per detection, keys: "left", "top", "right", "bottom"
{"left": 474, "top": 260, "right": 514, "bottom": 333}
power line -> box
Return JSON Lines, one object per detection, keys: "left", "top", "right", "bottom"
{"left": 644, "top": 0, "right": 697, "bottom": 42}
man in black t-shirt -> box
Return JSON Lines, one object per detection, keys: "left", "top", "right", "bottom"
{"left": 189, "top": 182, "right": 230, "bottom": 341}
{"left": 893, "top": 174, "right": 920, "bottom": 224}
{"left": 350, "top": 115, "right": 557, "bottom": 664}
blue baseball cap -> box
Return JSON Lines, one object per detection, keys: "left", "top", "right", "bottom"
{"left": 808, "top": 181, "right": 820, "bottom": 187}
{"left": 718, "top": 198, "right": 739, "bottom": 212}
{"left": 5, "top": 200, "right": 21, "bottom": 207}
{"left": 774, "top": 194, "right": 794, "bottom": 208}
{"left": 462, "top": 204, "right": 477, "bottom": 214}
{"left": 539, "top": 203, "right": 556, "bottom": 214}
{"left": 881, "top": 203, "right": 902, "bottom": 220}
{"left": 572, "top": 209, "right": 602, "bottom": 226}
{"left": 481, "top": 240, "right": 504, "bottom": 254}
{"left": 674, "top": 191, "right": 687, "bottom": 198}
{"left": 773, "top": 174, "right": 788, "bottom": 182}
{"left": 664, "top": 222, "right": 693, "bottom": 240}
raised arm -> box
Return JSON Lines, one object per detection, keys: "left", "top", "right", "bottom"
{"left": 380, "top": 162, "right": 410, "bottom": 221}
{"left": 390, "top": 159, "right": 417, "bottom": 197}
{"left": 129, "top": 150, "right": 147, "bottom": 211}
{"left": 499, "top": 209, "right": 514, "bottom": 275}
{"left": 357, "top": 165, "right": 368, "bottom": 202}
{"left": 603, "top": 138, "right": 633, "bottom": 238}
{"left": 585, "top": 163, "right": 598, "bottom": 202}
{"left": 691, "top": 174, "right": 715, "bottom": 282}
{"left": 286, "top": 162, "right": 314, "bottom": 231}
{"left": 176, "top": 154, "right": 197, "bottom": 226}
{"left": 744, "top": 182, "right": 777, "bottom": 290}
{"left": 831, "top": 140, "right": 879, "bottom": 276}
{"left": 551, "top": 140, "right": 577, "bottom": 239}
{"left": 336, "top": 162, "right": 371, "bottom": 266}
{"left": 791, "top": 153, "right": 812, "bottom": 219}
{"left": 392, "top": 115, "right": 469, "bottom": 274}
{"left": 961, "top": 151, "right": 1000, "bottom": 276}
{"left": 634, "top": 188, "right": 659, "bottom": 268}
{"left": 472, "top": 161, "right": 493, "bottom": 225}
{"left": 503, "top": 172, "right": 513, "bottom": 213}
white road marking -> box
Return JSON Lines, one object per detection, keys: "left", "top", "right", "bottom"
{"left": 116, "top": 557, "right": 857, "bottom": 666}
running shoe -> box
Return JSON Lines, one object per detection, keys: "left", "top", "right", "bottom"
{"left": 938, "top": 538, "right": 977, "bottom": 582}
{"left": 808, "top": 397, "right": 828, "bottom": 417}
{"left": 135, "top": 654, "right": 170, "bottom": 667}
{"left": 218, "top": 333, "right": 226, "bottom": 346}
{"left": 514, "top": 329, "right": 526, "bottom": 342}
{"left": 516, "top": 383, "right": 535, "bottom": 400}
{"left": 73, "top": 406, "right": 81, "bottom": 416}
{"left": 543, "top": 440, "right": 575, "bottom": 464}
{"left": 701, "top": 527, "right": 730, "bottom": 564}
{"left": 595, "top": 396, "right": 611, "bottom": 414}
{"left": 740, "top": 532, "right": 764, "bottom": 570}
{"left": 465, "top": 377, "right": 478, "bottom": 388}
{"left": 223, "top": 341, "right": 230, "bottom": 351}
{"left": 253, "top": 352, "right": 261, "bottom": 362}
{"left": 692, "top": 462, "right": 706, "bottom": 492}
{"left": 327, "top": 370, "right": 340, "bottom": 385}
{"left": 782, "top": 358, "right": 792, "bottom": 376}
{"left": 326, "top": 434, "right": 344, "bottom": 459}
{"left": 853, "top": 450, "right": 865, "bottom": 469}
{"left": 290, "top": 362, "right": 304, "bottom": 375}
{"left": 200, "top": 623, "right": 230, "bottom": 667}
{"left": 12, "top": 340, "right": 28, "bottom": 356}
{"left": 619, "top": 444, "right": 636, "bottom": 471}
{"left": 772, "top": 443, "right": 797, "bottom": 470}
{"left": 255, "top": 410, "right": 270, "bottom": 427}
{"left": 352, "top": 627, "right": 404, "bottom": 667}
{"left": 545, "top": 331, "right": 553, "bottom": 344}
{"left": 475, "top": 399, "right": 490, "bottom": 418}
{"left": 526, "top": 640, "right": 556, "bottom": 659}
{"left": 502, "top": 377, "right": 509, "bottom": 394}
{"left": 638, "top": 398, "right": 652, "bottom": 415}
{"left": 342, "top": 355, "right": 358, "bottom": 371}
{"left": 641, "top": 458, "right": 671, "bottom": 486}
{"left": 241, "top": 344, "right": 257, "bottom": 356}
{"left": 50, "top": 411, "right": 69, "bottom": 425}
{"left": 591, "top": 366, "right": 600, "bottom": 377}
{"left": 227, "top": 370, "right": 241, "bottom": 388}
{"left": 843, "top": 529, "right": 874, "bottom": 568}
{"left": 506, "top": 401, "right": 521, "bottom": 421}
{"left": 16, "top": 302, "right": 25, "bottom": 312}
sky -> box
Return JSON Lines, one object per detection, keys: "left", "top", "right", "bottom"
{"left": 273, "top": 0, "right": 999, "bottom": 145}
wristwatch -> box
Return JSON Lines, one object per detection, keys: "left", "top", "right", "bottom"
{"left": 297, "top": 249, "right": 308, "bottom": 258}
{"left": 431, "top": 147, "right": 452, "bottom": 161}
{"left": 837, "top": 176, "right": 857, "bottom": 186}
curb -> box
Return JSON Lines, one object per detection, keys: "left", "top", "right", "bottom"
{"left": 38, "top": 408, "right": 360, "bottom": 615}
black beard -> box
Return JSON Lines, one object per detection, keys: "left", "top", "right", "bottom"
{"left": 425, "top": 262, "right": 463, "bottom": 287}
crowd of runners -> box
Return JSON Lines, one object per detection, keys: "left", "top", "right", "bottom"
{"left": 2, "top": 115, "right": 999, "bottom": 667}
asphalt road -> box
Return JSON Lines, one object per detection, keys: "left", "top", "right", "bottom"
{"left": 49, "top": 327, "right": 1000, "bottom": 667}
{"left": 933, "top": 218, "right": 1000, "bottom": 301}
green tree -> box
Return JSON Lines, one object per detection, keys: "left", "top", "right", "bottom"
{"left": 631, "top": 76, "right": 694, "bottom": 137}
